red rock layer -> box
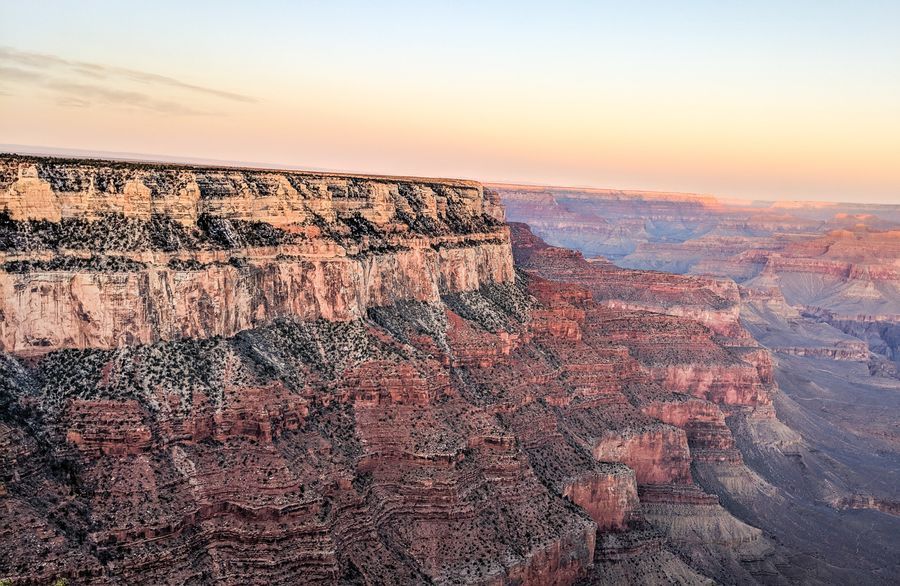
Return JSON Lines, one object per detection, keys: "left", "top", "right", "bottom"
{"left": 0, "top": 180, "right": 783, "bottom": 584}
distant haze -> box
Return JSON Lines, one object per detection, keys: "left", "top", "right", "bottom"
{"left": 1, "top": 1, "right": 898, "bottom": 204}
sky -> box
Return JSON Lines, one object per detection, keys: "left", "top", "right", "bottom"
{"left": 1, "top": 1, "right": 899, "bottom": 204}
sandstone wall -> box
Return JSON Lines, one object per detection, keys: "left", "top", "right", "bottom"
{"left": 0, "top": 156, "right": 488, "bottom": 225}
{"left": 0, "top": 155, "right": 512, "bottom": 354}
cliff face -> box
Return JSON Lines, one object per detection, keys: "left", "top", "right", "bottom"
{"left": 498, "top": 186, "right": 900, "bottom": 584}
{"left": 2, "top": 157, "right": 498, "bottom": 226}
{"left": 0, "top": 155, "right": 512, "bottom": 354}
{"left": 496, "top": 182, "right": 900, "bottom": 370}
{"left": 2, "top": 158, "right": 897, "bottom": 585}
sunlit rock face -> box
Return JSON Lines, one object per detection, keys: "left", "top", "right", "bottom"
{"left": 0, "top": 155, "right": 512, "bottom": 355}
{"left": 2, "top": 159, "right": 897, "bottom": 585}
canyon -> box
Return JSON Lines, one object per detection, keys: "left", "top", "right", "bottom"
{"left": 0, "top": 155, "right": 898, "bottom": 584}
{"left": 499, "top": 184, "right": 900, "bottom": 373}
{"left": 501, "top": 183, "right": 900, "bottom": 583}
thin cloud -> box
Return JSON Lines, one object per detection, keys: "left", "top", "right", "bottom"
{"left": 0, "top": 64, "right": 44, "bottom": 82}
{"left": 54, "top": 95, "right": 90, "bottom": 108}
{"left": 0, "top": 46, "right": 257, "bottom": 115}
{"left": 45, "top": 79, "right": 210, "bottom": 115}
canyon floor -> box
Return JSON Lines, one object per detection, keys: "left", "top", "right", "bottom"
{"left": 0, "top": 156, "right": 898, "bottom": 584}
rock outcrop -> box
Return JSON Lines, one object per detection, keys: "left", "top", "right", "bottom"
{"left": 2, "top": 158, "right": 898, "bottom": 584}
{"left": 497, "top": 182, "right": 900, "bottom": 369}
{"left": 498, "top": 185, "right": 900, "bottom": 584}
{"left": 0, "top": 155, "right": 512, "bottom": 355}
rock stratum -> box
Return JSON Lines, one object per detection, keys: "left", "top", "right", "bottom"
{"left": 499, "top": 183, "right": 900, "bottom": 584}
{"left": 0, "top": 157, "right": 898, "bottom": 585}
{"left": 0, "top": 155, "right": 511, "bottom": 355}
{"left": 497, "top": 183, "right": 900, "bottom": 372}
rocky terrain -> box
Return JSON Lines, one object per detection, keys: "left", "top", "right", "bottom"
{"left": 0, "top": 156, "right": 511, "bottom": 354}
{"left": 498, "top": 183, "right": 900, "bottom": 372}
{"left": 0, "top": 157, "right": 898, "bottom": 584}
{"left": 500, "top": 183, "right": 900, "bottom": 583}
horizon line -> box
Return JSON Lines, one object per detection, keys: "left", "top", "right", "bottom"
{"left": 3, "top": 143, "right": 897, "bottom": 209}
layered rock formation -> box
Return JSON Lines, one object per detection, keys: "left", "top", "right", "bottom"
{"left": 2, "top": 158, "right": 898, "bottom": 584}
{"left": 499, "top": 184, "right": 900, "bottom": 583}
{"left": 0, "top": 155, "right": 511, "bottom": 355}
{"left": 498, "top": 182, "right": 900, "bottom": 370}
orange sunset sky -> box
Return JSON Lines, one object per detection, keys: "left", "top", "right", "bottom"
{"left": 1, "top": 1, "right": 899, "bottom": 204}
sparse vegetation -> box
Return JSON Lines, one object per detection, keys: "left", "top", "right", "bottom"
{"left": 3, "top": 255, "right": 147, "bottom": 273}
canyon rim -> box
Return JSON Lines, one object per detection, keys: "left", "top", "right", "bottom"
{"left": 2, "top": 2, "right": 899, "bottom": 584}
{"left": 1, "top": 155, "right": 898, "bottom": 585}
